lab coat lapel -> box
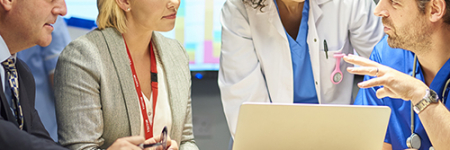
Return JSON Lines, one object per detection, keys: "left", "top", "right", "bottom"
{"left": 256, "top": 0, "right": 331, "bottom": 42}
{"left": 254, "top": 0, "right": 288, "bottom": 42}
{"left": 252, "top": 0, "right": 293, "bottom": 103}
{"left": 311, "top": 0, "right": 331, "bottom": 23}
{"left": 307, "top": 0, "right": 331, "bottom": 104}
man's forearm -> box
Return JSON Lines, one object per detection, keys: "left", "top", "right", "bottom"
{"left": 418, "top": 102, "right": 450, "bottom": 150}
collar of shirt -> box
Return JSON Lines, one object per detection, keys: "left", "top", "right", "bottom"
{"left": 428, "top": 58, "right": 450, "bottom": 98}
{"left": 0, "top": 35, "right": 12, "bottom": 62}
{"left": 0, "top": 35, "right": 15, "bottom": 94}
{"left": 414, "top": 57, "right": 450, "bottom": 101}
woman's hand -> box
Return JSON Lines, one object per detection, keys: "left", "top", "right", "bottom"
{"left": 343, "top": 54, "right": 428, "bottom": 103}
{"left": 164, "top": 140, "right": 178, "bottom": 150}
{"left": 143, "top": 135, "right": 178, "bottom": 150}
{"left": 107, "top": 136, "right": 145, "bottom": 150}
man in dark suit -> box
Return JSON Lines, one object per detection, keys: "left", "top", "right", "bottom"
{"left": 0, "top": 0, "right": 68, "bottom": 149}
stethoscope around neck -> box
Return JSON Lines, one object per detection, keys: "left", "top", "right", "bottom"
{"left": 407, "top": 55, "right": 450, "bottom": 150}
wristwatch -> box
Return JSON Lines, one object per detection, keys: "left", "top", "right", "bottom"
{"left": 414, "top": 88, "right": 439, "bottom": 114}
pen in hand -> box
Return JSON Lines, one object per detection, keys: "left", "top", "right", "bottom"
{"left": 138, "top": 126, "right": 168, "bottom": 149}
{"left": 139, "top": 143, "right": 163, "bottom": 149}
{"left": 324, "top": 39, "right": 329, "bottom": 59}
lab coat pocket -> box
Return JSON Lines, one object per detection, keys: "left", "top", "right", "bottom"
{"left": 318, "top": 44, "right": 347, "bottom": 95}
{"left": 319, "top": 45, "right": 344, "bottom": 74}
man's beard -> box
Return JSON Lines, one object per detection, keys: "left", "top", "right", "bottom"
{"left": 383, "top": 16, "right": 432, "bottom": 53}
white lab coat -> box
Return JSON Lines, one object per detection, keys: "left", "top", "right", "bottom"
{"left": 219, "top": 0, "right": 384, "bottom": 138}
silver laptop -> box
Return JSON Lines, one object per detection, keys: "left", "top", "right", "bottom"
{"left": 233, "top": 103, "right": 391, "bottom": 150}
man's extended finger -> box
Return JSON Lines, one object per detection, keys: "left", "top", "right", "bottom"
{"left": 357, "top": 77, "right": 387, "bottom": 88}
{"left": 376, "top": 87, "right": 397, "bottom": 99}
{"left": 343, "top": 54, "right": 381, "bottom": 67}
{"left": 347, "top": 67, "right": 379, "bottom": 76}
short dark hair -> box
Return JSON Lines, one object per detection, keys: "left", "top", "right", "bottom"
{"left": 416, "top": 0, "right": 450, "bottom": 24}
{"left": 417, "top": 0, "right": 430, "bottom": 12}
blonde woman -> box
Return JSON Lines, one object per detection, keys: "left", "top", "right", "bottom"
{"left": 54, "top": 0, "right": 199, "bottom": 149}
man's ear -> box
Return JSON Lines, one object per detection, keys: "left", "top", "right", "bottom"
{"left": 115, "top": 0, "right": 131, "bottom": 12}
{"left": 428, "top": 0, "right": 446, "bottom": 23}
{"left": 0, "top": 0, "right": 13, "bottom": 11}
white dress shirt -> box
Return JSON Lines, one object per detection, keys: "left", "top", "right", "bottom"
{"left": 139, "top": 47, "right": 173, "bottom": 138}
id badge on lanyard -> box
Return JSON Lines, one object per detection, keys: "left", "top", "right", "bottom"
{"left": 124, "top": 37, "right": 159, "bottom": 139}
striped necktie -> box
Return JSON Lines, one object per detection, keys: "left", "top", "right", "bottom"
{"left": 2, "top": 57, "right": 24, "bottom": 130}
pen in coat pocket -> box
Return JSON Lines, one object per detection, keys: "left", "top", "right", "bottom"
{"left": 324, "top": 39, "right": 329, "bottom": 59}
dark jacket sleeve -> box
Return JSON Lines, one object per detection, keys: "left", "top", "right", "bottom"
{"left": 0, "top": 116, "right": 67, "bottom": 150}
{"left": 0, "top": 59, "right": 67, "bottom": 150}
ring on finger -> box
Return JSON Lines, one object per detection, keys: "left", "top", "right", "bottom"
{"left": 375, "top": 68, "right": 379, "bottom": 76}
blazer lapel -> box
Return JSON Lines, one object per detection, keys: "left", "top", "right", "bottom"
{"left": 0, "top": 60, "right": 32, "bottom": 129}
{"left": 100, "top": 28, "right": 141, "bottom": 136}
{"left": 151, "top": 32, "right": 176, "bottom": 114}
{"left": 0, "top": 72, "right": 17, "bottom": 126}
{"left": 16, "top": 60, "right": 33, "bottom": 131}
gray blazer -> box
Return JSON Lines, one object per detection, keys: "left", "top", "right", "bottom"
{"left": 54, "top": 28, "right": 198, "bottom": 150}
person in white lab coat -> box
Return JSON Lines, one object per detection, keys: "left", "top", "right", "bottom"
{"left": 219, "top": 0, "right": 385, "bottom": 140}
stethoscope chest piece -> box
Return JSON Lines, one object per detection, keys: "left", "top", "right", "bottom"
{"left": 406, "top": 133, "right": 421, "bottom": 149}
{"left": 331, "top": 53, "right": 346, "bottom": 84}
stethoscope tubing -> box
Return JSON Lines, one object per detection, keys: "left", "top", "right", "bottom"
{"left": 409, "top": 55, "right": 449, "bottom": 149}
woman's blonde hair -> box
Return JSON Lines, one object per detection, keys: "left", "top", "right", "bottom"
{"left": 97, "top": 0, "right": 128, "bottom": 33}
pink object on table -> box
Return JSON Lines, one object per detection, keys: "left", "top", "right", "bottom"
{"left": 331, "top": 53, "right": 346, "bottom": 84}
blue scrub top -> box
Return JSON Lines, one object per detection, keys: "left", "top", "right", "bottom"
{"left": 274, "top": 0, "right": 318, "bottom": 104}
{"left": 355, "top": 36, "right": 450, "bottom": 150}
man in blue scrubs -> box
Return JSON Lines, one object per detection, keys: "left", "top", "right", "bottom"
{"left": 344, "top": 0, "right": 450, "bottom": 149}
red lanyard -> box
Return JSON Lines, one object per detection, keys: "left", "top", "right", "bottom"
{"left": 124, "top": 38, "right": 158, "bottom": 139}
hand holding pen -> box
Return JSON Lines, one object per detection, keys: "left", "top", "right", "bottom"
{"left": 106, "top": 127, "right": 178, "bottom": 150}
{"left": 139, "top": 127, "right": 178, "bottom": 150}
{"left": 106, "top": 136, "right": 146, "bottom": 150}
{"left": 105, "top": 136, "right": 178, "bottom": 150}
{"left": 139, "top": 137, "right": 178, "bottom": 150}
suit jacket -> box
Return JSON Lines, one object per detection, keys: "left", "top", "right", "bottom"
{"left": 54, "top": 28, "right": 198, "bottom": 150}
{"left": 0, "top": 59, "right": 66, "bottom": 150}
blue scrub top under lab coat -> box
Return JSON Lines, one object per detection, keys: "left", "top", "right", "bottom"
{"left": 274, "top": 0, "right": 318, "bottom": 104}
{"left": 354, "top": 36, "right": 450, "bottom": 150}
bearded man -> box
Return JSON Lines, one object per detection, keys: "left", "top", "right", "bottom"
{"left": 344, "top": 0, "right": 450, "bottom": 149}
